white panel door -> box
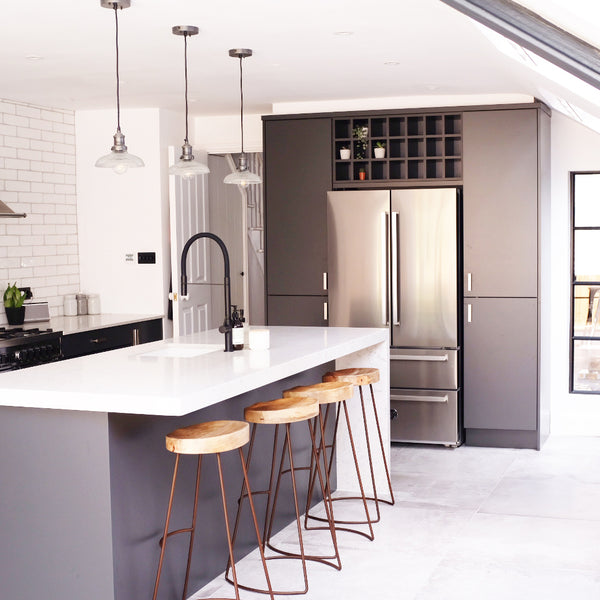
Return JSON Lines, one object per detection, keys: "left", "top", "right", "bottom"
{"left": 169, "top": 147, "right": 212, "bottom": 336}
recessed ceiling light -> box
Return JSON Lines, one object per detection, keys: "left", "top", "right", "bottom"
{"left": 384, "top": 61, "right": 401, "bottom": 66}
{"left": 334, "top": 31, "right": 354, "bottom": 36}
{"left": 25, "top": 55, "right": 43, "bottom": 61}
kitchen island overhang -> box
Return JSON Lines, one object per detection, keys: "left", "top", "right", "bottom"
{"left": 0, "top": 325, "right": 389, "bottom": 600}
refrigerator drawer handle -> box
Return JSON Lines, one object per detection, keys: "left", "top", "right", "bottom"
{"left": 390, "top": 394, "right": 449, "bottom": 404}
{"left": 391, "top": 354, "right": 449, "bottom": 362}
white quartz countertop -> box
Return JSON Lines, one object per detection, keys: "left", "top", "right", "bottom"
{"left": 0, "top": 326, "right": 388, "bottom": 416}
{"left": 52, "top": 313, "right": 164, "bottom": 335}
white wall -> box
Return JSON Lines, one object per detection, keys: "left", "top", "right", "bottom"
{"left": 75, "top": 107, "right": 180, "bottom": 329}
{"left": 194, "top": 114, "right": 263, "bottom": 153}
{"left": 550, "top": 111, "right": 600, "bottom": 435}
{"left": 0, "top": 99, "right": 78, "bottom": 322}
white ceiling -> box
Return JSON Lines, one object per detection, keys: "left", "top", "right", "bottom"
{"left": 0, "top": 0, "right": 598, "bottom": 124}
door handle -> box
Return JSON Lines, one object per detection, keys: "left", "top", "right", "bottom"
{"left": 390, "top": 394, "right": 449, "bottom": 404}
{"left": 467, "top": 272, "right": 472, "bottom": 292}
{"left": 391, "top": 211, "right": 400, "bottom": 326}
{"left": 323, "top": 272, "right": 328, "bottom": 291}
{"left": 323, "top": 301, "right": 328, "bottom": 321}
{"left": 381, "top": 212, "right": 389, "bottom": 325}
{"left": 391, "top": 354, "right": 449, "bottom": 362}
{"left": 467, "top": 303, "right": 472, "bottom": 323}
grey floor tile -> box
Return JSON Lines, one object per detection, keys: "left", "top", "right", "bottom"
{"left": 192, "top": 435, "right": 600, "bottom": 600}
{"left": 414, "top": 557, "right": 600, "bottom": 600}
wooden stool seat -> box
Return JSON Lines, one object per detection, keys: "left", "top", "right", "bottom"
{"left": 283, "top": 381, "right": 354, "bottom": 404}
{"left": 323, "top": 367, "right": 380, "bottom": 386}
{"left": 244, "top": 396, "right": 319, "bottom": 424}
{"left": 165, "top": 420, "right": 249, "bottom": 455}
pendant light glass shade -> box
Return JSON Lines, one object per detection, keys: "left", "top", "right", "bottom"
{"left": 225, "top": 48, "right": 261, "bottom": 186}
{"left": 223, "top": 154, "right": 261, "bottom": 187}
{"left": 169, "top": 25, "right": 209, "bottom": 179}
{"left": 96, "top": 0, "right": 144, "bottom": 174}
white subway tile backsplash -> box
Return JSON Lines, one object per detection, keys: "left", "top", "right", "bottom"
{"left": 1, "top": 99, "right": 79, "bottom": 313}
{"left": 3, "top": 136, "right": 29, "bottom": 149}
{"left": 31, "top": 139, "right": 53, "bottom": 152}
{"left": 18, "top": 171, "right": 43, "bottom": 183}
{"left": 6, "top": 180, "right": 30, "bottom": 192}
{"left": 16, "top": 127, "right": 42, "bottom": 140}
{"left": 16, "top": 105, "right": 41, "bottom": 119}
{"left": 0, "top": 101, "right": 16, "bottom": 115}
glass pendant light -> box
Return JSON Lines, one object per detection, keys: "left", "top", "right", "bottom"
{"left": 169, "top": 26, "right": 209, "bottom": 179}
{"left": 95, "top": 0, "right": 144, "bottom": 174}
{"left": 224, "top": 49, "right": 261, "bottom": 187}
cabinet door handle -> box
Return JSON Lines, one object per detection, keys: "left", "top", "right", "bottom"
{"left": 323, "top": 272, "right": 328, "bottom": 291}
{"left": 132, "top": 328, "right": 140, "bottom": 346}
{"left": 467, "top": 303, "right": 472, "bottom": 323}
{"left": 90, "top": 337, "right": 107, "bottom": 344}
{"left": 467, "top": 272, "right": 472, "bottom": 292}
{"left": 323, "top": 301, "right": 328, "bottom": 321}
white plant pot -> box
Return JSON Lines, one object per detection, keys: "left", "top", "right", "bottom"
{"left": 374, "top": 147, "right": 385, "bottom": 159}
{"left": 339, "top": 148, "right": 351, "bottom": 160}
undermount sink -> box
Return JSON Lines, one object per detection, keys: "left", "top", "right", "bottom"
{"left": 139, "top": 344, "right": 223, "bottom": 358}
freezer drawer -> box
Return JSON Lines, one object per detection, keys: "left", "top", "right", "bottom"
{"left": 390, "top": 389, "right": 459, "bottom": 445}
{"left": 390, "top": 348, "right": 458, "bottom": 390}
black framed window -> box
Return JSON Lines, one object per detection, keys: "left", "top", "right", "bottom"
{"left": 571, "top": 172, "right": 600, "bottom": 392}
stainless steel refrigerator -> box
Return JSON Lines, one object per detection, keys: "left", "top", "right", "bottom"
{"left": 327, "top": 188, "right": 461, "bottom": 446}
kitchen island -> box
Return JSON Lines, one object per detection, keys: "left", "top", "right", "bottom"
{"left": 0, "top": 325, "right": 388, "bottom": 600}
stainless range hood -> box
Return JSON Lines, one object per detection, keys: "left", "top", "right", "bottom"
{"left": 0, "top": 199, "right": 26, "bottom": 218}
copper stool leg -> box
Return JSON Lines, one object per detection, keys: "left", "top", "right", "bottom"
{"left": 366, "top": 382, "right": 395, "bottom": 506}
{"left": 152, "top": 453, "right": 203, "bottom": 600}
{"left": 153, "top": 449, "right": 274, "bottom": 600}
{"left": 267, "top": 415, "right": 342, "bottom": 571}
{"left": 227, "top": 423, "right": 309, "bottom": 595}
{"left": 305, "top": 399, "right": 376, "bottom": 540}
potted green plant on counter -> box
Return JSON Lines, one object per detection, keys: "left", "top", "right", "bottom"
{"left": 4, "top": 283, "right": 26, "bottom": 325}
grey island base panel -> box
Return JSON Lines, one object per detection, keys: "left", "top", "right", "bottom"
{"left": 0, "top": 363, "right": 333, "bottom": 600}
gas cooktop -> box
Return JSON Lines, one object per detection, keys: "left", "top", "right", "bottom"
{"left": 0, "top": 327, "right": 55, "bottom": 340}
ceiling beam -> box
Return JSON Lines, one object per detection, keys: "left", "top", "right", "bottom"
{"left": 440, "top": 0, "right": 600, "bottom": 90}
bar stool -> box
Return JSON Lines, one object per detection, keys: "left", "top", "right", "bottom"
{"left": 226, "top": 396, "right": 339, "bottom": 596}
{"left": 152, "top": 420, "right": 274, "bottom": 600}
{"left": 322, "top": 368, "right": 395, "bottom": 520}
{"left": 284, "top": 380, "right": 376, "bottom": 541}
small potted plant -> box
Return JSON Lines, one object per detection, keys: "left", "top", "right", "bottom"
{"left": 339, "top": 146, "right": 351, "bottom": 160}
{"left": 374, "top": 141, "right": 386, "bottom": 159}
{"left": 358, "top": 167, "right": 367, "bottom": 181}
{"left": 4, "top": 283, "right": 26, "bottom": 325}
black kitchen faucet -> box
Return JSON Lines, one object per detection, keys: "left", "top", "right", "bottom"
{"left": 179, "top": 232, "right": 234, "bottom": 352}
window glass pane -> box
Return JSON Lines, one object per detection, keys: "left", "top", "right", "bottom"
{"left": 574, "top": 229, "right": 600, "bottom": 280}
{"left": 573, "top": 285, "right": 600, "bottom": 335}
{"left": 574, "top": 173, "right": 600, "bottom": 227}
{"left": 573, "top": 339, "right": 600, "bottom": 392}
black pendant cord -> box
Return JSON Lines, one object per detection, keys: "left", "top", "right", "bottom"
{"left": 238, "top": 56, "right": 244, "bottom": 155}
{"left": 113, "top": 5, "right": 122, "bottom": 134}
{"left": 184, "top": 32, "right": 190, "bottom": 144}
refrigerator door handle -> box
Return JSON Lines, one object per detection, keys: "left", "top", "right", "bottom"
{"left": 391, "top": 211, "right": 400, "bottom": 326}
{"left": 391, "top": 354, "right": 449, "bottom": 362}
{"left": 381, "top": 212, "right": 389, "bottom": 325}
{"left": 390, "top": 394, "right": 449, "bottom": 404}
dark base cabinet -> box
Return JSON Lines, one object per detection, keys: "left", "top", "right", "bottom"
{"left": 61, "top": 318, "right": 163, "bottom": 360}
{"left": 463, "top": 298, "right": 538, "bottom": 436}
{"left": 267, "top": 296, "right": 327, "bottom": 327}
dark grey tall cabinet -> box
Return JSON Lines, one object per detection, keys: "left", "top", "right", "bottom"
{"left": 263, "top": 103, "right": 550, "bottom": 449}
{"left": 264, "top": 117, "right": 331, "bottom": 325}
{"left": 462, "top": 107, "right": 550, "bottom": 449}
